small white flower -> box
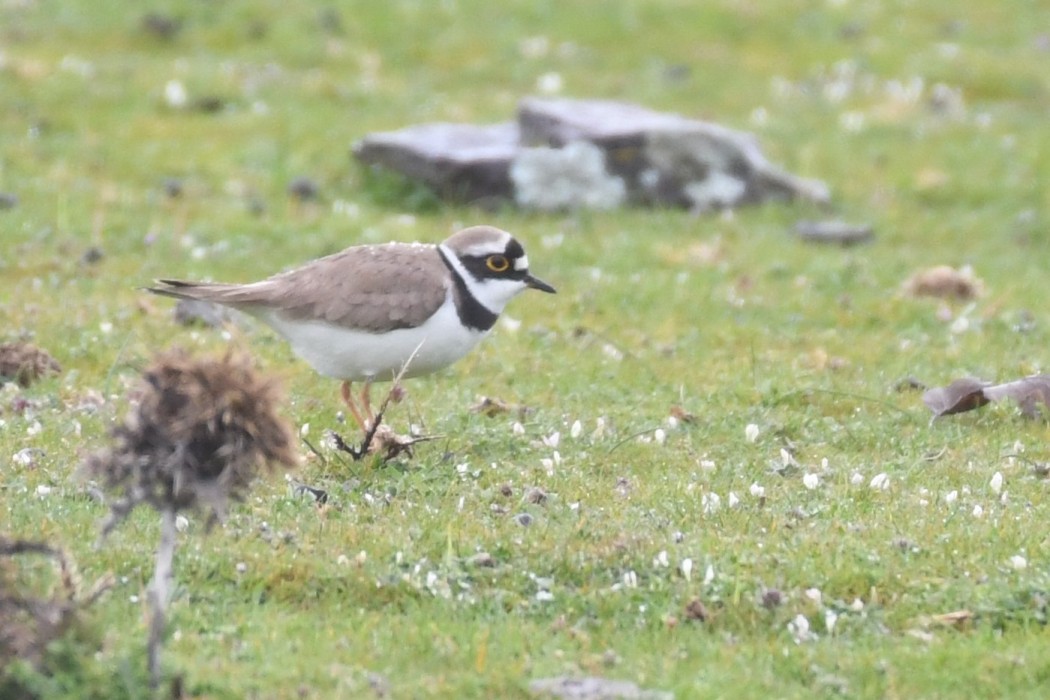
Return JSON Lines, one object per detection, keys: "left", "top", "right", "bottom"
{"left": 536, "top": 590, "right": 555, "bottom": 602}
{"left": 512, "top": 421, "right": 525, "bottom": 436}
{"left": 654, "top": 550, "right": 669, "bottom": 568}
{"left": 543, "top": 431, "right": 560, "bottom": 448}
{"left": 536, "top": 71, "right": 563, "bottom": 94}
{"left": 849, "top": 598, "right": 864, "bottom": 612}
{"left": 299, "top": 423, "right": 310, "bottom": 438}
{"left": 745, "top": 423, "right": 760, "bottom": 443}
{"left": 235, "top": 562, "right": 248, "bottom": 574}
{"left": 803, "top": 473, "right": 820, "bottom": 490}
{"left": 869, "top": 473, "right": 890, "bottom": 491}
{"left": 653, "top": 428, "right": 667, "bottom": 445}
{"left": 703, "top": 564, "right": 715, "bottom": 586}
{"left": 850, "top": 471, "right": 864, "bottom": 486}
{"left": 749, "top": 482, "right": 766, "bottom": 498}
{"left": 972, "top": 504, "right": 984, "bottom": 518}
{"left": 680, "top": 558, "right": 693, "bottom": 581}
{"left": 500, "top": 316, "right": 522, "bottom": 332}
{"left": 780, "top": 448, "right": 796, "bottom": 467}
{"left": 701, "top": 492, "right": 721, "bottom": 514}
{"left": 1009, "top": 555, "right": 1027, "bottom": 571}
{"left": 623, "top": 570, "right": 638, "bottom": 588}
{"left": 175, "top": 515, "right": 189, "bottom": 532}
{"left": 989, "top": 471, "right": 1004, "bottom": 495}
{"left": 35, "top": 484, "right": 52, "bottom": 497}
{"left": 945, "top": 489, "right": 958, "bottom": 504}
{"left": 570, "top": 420, "right": 583, "bottom": 439}
{"left": 788, "top": 614, "right": 816, "bottom": 643}
{"left": 699, "top": 459, "right": 716, "bottom": 472}
{"left": 164, "top": 79, "right": 188, "bottom": 108}
{"left": 804, "top": 588, "right": 823, "bottom": 606}
{"left": 666, "top": 415, "right": 679, "bottom": 429}
{"left": 824, "top": 609, "right": 839, "bottom": 634}
{"left": 728, "top": 491, "right": 740, "bottom": 508}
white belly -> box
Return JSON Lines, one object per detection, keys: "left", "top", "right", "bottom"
{"left": 257, "top": 299, "right": 489, "bottom": 381}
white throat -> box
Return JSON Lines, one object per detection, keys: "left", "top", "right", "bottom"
{"left": 438, "top": 243, "right": 529, "bottom": 314}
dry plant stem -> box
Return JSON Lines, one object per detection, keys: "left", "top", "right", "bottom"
{"left": 148, "top": 506, "right": 178, "bottom": 691}
{"left": 335, "top": 343, "right": 422, "bottom": 460}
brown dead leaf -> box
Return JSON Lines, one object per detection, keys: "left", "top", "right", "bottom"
{"left": 929, "top": 609, "right": 974, "bottom": 628}
{"left": 669, "top": 405, "right": 696, "bottom": 424}
{"left": 924, "top": 375, "right": 1050, "bottom": 420}
{"left": 903, "top": 265, "right": 984, "bottom": 300}
{"left": 982, "top": 374, "right": 1050, "bottom": 419}
{"left": 922, "top": 377, "right": 990, "bottom": 417}
{"left": 684, "top": 597, "right": 709, "bottom": 622}
{"left": 470, "top": 395, "right": 513, "bottom": 416}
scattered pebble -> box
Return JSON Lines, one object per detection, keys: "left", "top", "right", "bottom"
{"left": 869, "top": 473, "right": 890, "bottom": 491}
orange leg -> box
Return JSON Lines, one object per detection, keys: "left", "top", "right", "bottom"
{"left": 340, "top": 381, "right": 367, "bottom": 433}
{"left": 360, "top": 381, "right": 374, "bottom": 427}
{"left": 340, "top": 380, "right": 376, "bottom": 433}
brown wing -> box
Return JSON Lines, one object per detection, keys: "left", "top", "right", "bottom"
{"left": 150, "top": 243, "right": 451, "bottom": 333}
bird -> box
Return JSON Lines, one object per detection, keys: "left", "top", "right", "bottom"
{"left": 146, "top": 225, "right": 556, "bottom": 451}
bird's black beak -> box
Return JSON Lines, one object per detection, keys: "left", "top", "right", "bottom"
{"left": 525, "top": 274, "right": 556, "bottom": 294}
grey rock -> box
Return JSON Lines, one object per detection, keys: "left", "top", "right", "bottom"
{"left": 794, "top": 219, "right": 874, "bottom": 246}
{"left": 352, "top": 122, "right": 519, "bottom": 204}
{"left": 351, "top": 97, "right": 829, "bottom": 212}
{"left": 519, "top": 97, "right": 829, "bottom": 211}
{"left": 510, "top": 141, "right": 626, "bottom": 211}
{"left": 529, "top": 676, "right": 673, "bottom": 700}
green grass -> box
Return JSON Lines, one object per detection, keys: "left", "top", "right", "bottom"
{"left": 3, "top": 0, "right": 1050, "bottom": 697}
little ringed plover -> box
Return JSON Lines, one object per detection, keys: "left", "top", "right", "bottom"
{"left": 147, "top": 225, "right": 556, "bottom": 444}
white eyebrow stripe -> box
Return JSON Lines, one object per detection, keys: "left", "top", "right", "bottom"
{"left": 514, "top": 255, "right": 529, "bottom": 271}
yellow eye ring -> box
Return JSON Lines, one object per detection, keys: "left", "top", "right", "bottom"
{"left": 486, "top": 254, "right": 510, "bottom": 272}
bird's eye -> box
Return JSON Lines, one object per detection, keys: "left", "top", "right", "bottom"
{"left": 486, "top": 254, "right": 510, "bottom": 272}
